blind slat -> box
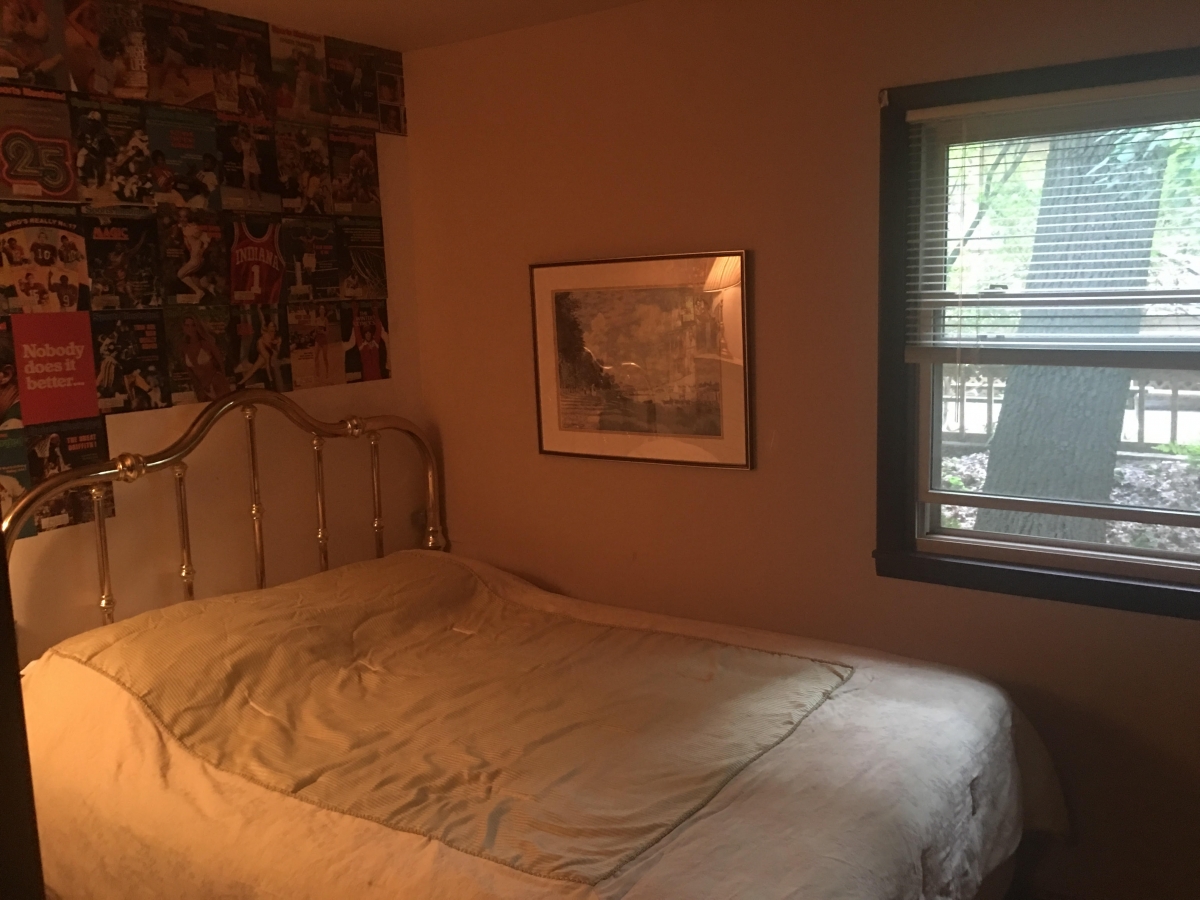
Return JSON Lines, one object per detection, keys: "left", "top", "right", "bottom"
{"left": 906, "top": 104, "right": 1200, "bottom": 354}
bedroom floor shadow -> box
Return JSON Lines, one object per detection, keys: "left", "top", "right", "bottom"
{"left": 1004, "top": 685, "right": 1200, "bottom": 900}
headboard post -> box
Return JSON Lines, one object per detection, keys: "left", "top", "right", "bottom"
{"left": 369, "top": 431, "right": 385, "bottom": 558}
{"left": 173, "top": 463, "right": 196, "bottom": 603}
{"left": 90, "top": 485, "right": 115, "bottom": 626}
{"left": 312, "top": 437, "right": 329, "bottom": 572}
{"left": 243, "top": 405, "right": 267, "bottom": 590}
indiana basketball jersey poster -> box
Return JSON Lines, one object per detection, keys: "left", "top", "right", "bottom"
{"left": 229, "top": 214, "right": 285, "bottom": 304}
{"left": 92, "top": 308, "right": 170, "bottom": 413}
{"left": 85, "top": 209, "right": 162, "bottom": 308}
{"left": 0, "top": 85, "right": 75, "bottom": 201}
{"left": 0, "top": 0, "right": 70, "bottom": 90}
{"left": 336, "top": 216, "right": 386, "bottom": 300}
{"left": 281, "top": 216, "right": 337, "bottom": 301}
{"left": 0, "top": 203, "right": 90, "bottom": 313}
{"left": 10, "top": 311, "right": 99, "bottom": 424}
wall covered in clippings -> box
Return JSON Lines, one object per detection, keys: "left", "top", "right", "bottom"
{"left": 3, "top": 1, "right": 427, "bottom": 672}
{"left": 0, "top": 0, "right": 405, "bottom": 545}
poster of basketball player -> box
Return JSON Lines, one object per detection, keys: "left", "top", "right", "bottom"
{"left": 275, "top": 119, "right": 330, "bottom": 215}
{"left": 269, "top": 25, "right": 326, "bottom": 125}
{"left": 328, "top": 130, "right": 379, "bottom": 217}
{"left": 146, "top": 104, "right": 220, "bottom": 209}
{"left": 324, "top": 38, "right": 377, "bottom": 131}
{"left": 163, "top": 303, "right": 234, "bottom": 404}
{"left": 92, "top": 308, "right": 169, "bottom": 413}
{"left": 335, "top": 216, "right": 385, "bottom": 300}
{"left": 64, "top": 0, "right": 148, "bottom": 99}
{"left": 23, "top": 416, "right": 113, "bottom": 531}
{"left": 0, "top": 85, "right": 75, "bottom": 202}
{"left": 286, "top": 301, "right": 345, "bottom": 389}
{"left": 69, "top": 94, "right": 153, "bottom": 208}
{"left": 209, "top": 10, "right": 271, "bottom": 122}
{"left": 0, "top": 424, "right": 35, "bottom": 538}
{"left": 84, "top": 209, "right": 160, "bottom": 308}
{"left": 144, "top": 0, "right": 213, "bottom": 108}
{"left": 0, "top": 0, "right": 70, "bottom": 89}
{"left": 227, "top": 213, "right": 284, "bottom": 306}
{"left": 156, "top": 204, "right": 227, "bottom": 304}
{"left": 215, "top": 114, "right": 281, "bottom": 213}
{"left": 342, "top": 300, "right": 388, "bottom": 383}
{"left": 0, "top": 203, "right": 90, "bottom": 313}
{"left": 229, "top": 302, "right": 288, "bottom": 391}
{"left": 281, "top": 216, "right": 336, "bottom": 301}
{"left": 376, "top": 48, "right": 405, "bottom": 135}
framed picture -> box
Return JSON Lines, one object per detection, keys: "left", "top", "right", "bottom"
{"left": 531, "top": 251, "right": 751, "bottom": 468}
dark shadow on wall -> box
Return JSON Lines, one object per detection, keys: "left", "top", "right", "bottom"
{"left": 1005, "top": 684, "right": 1200, "bottom": 900}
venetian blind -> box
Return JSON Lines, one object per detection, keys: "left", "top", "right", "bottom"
{"left": 905, "top": 77, "right": 1200, "bottom": 360}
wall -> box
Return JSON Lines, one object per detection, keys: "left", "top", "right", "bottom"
{"left": 402, "top": 2, "right": 1200, "bottom": 898}
{"left": 13, "top": 133, "right": 428, "bottom": 665}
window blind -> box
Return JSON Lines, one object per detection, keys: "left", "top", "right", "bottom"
{"left": 905, "top": 82, "right": 1200, "bottom": 362}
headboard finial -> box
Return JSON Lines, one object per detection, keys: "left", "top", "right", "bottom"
{"left": 114, "top": 453, "right": 148, "bottom": 483}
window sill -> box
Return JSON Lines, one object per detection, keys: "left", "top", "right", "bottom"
{"left": 873, "top": 549, "right": 1200, "bottom": 620}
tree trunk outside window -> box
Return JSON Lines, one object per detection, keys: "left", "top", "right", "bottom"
{"left": 977, "top": 131, "right": 1171, "bottom": 541}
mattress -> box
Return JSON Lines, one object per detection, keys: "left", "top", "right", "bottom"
{"left": 22, "top": 551, "right": 1055, "bottom": 900}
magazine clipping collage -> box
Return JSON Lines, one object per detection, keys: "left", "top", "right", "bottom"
{"left": 0, "top": 0, "right": 401, "bottom": 537}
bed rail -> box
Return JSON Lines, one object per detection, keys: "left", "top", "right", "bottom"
{"left": 1, "top": 390, "right": 447, "bottom": 624}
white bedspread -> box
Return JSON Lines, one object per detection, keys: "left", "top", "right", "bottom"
{"left": 23, "top": 553, "right": 1053, "bottom": 900}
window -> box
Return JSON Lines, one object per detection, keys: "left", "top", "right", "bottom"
{"left": 877, "top": 48, "right": 1200, "bottom": 618}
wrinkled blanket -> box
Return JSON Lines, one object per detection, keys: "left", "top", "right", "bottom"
{"left": 47, "top": 550, "right": 849, "bottom": 884}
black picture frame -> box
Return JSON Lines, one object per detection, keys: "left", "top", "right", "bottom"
{"left": 530, "top": 251, "right": 754, "bottom": 468}
{"left": 876, "top": 45, "right": 1200, "bottom": 620}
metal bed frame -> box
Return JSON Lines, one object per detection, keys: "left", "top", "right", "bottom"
{"left": 0, "top": 390, "right": 447, "bottom": 625}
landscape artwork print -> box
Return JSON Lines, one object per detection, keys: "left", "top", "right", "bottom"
{"left": 532, "top": 253, "right": 750, "bottom": 467}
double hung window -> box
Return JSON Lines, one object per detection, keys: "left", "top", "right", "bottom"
{"left": 879, "top": 49, "right": 1200, "bottom": 617}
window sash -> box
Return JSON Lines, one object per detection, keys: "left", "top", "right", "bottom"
{"left": 915, "top": 363, "right": 1200, "bottom": 553}
{"left": 906, "top": 85, "right": 1200, "bottom": 354}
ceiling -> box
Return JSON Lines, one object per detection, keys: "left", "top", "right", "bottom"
{"left": 201, "top": 0, "right": 640, "bottom": 52}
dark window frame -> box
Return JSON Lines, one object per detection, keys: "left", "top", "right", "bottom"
{"left": 876, "top": 45, "right": 1200, "bottom": 621}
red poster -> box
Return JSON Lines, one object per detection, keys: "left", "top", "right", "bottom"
{"left": 11, "top": 313, "right": 99, "bottom": 425}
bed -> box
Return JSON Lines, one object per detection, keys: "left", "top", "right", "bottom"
{"left": 7, "top": 392, "right": 1066, "bottom": 900}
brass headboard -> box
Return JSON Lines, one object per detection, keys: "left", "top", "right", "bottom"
{"left": 1, "top": 390, "right": 447, "bottom": 625}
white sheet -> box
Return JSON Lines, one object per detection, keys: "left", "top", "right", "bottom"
{"left": 23, "top": 553, "right": 1052, "bottom": 900}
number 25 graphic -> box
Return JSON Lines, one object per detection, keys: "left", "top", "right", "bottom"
{"left": 0, "top": 129, "right": 74, "bottom": 197}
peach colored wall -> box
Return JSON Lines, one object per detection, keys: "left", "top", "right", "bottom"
{"left": 403, "top": 2, "right": 1200, "bottom": 897}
